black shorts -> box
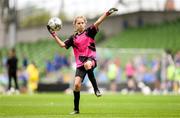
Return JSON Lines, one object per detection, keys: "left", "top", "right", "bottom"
{"left": 75, "top": 58, "right": 97, "bottom": 82}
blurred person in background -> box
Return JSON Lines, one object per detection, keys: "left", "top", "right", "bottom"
{"left": 22, "top": 54, "right": 29, "bottom": 69}
{"left": 125, "top": 60, "right": 136, "bottom": 92}
{"left": 47, "top": 8, "right": 118, "bottom": 114}
{"left": 61, "top": 53, "right": 70, "bottom": 68}
{"left": 174, "top": 63, "right": 180, "bottom": 94}
{"left": 97, "top": 63, "right": 108, "bottom": 84}
{"left": 166, "top": 63, "right": 175, "bottom": 92}
{"left": 6, "top": 48, "right": 19, "bottom": 94}
{"left": 26, "top": 62, "right": 40, "bottom": 94}
{"left": 107, "top": 60, "right": 118, "bottom": 92}
{"left": 45, "top": 59, "right": 55, "bottom": 74}
{"left": 53, "top": 53, "right": 63, "bottom": 71}
{"left": 173, "top": 51, "right": 180, "bottom": 94}
{"left": 17, "top": 67, "right": 28, "bottom": 93}
{"left": 53, "top": 52, "right": 70, "bottom": 71}
{"left": 152, "top": 59, "right": 161, "bottom": 94}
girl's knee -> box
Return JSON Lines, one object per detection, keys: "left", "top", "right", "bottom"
{"left": 74, "top": 77, "right": 81, "bottom": 91}
{"left": 74, "top": 83, "right": 81, "bottom": 91}
{"left": 84, "top": 61, "right": 92, "bottom": 70}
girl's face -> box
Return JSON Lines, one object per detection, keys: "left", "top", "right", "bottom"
{"left": 74, "top": 18, "right": 86, "bottom": 33}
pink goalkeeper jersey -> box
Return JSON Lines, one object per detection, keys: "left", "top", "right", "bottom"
{"left": 64, "top": 25, "right": 98, "bottom": 68}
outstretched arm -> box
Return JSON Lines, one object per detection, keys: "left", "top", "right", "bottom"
{"left": 94, "top": 8, "right": 118, "bottom": 28}
{"left": 47, "top": 25, "right": 66, "bottom": 48}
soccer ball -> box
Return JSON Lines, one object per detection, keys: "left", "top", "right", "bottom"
{"left": 47, "top": 17, "right": 62, "bottom": 31}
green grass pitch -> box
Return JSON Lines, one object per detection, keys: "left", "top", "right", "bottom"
{"left": 0, "top": 93, "right": 180, "bottom": 118}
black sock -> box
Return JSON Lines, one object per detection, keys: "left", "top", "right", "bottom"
{"left": 73, "top": 91, "right": 80, "bottom": 111}
{"left": 87, "top": 69, "right": 98, "bottom": 91}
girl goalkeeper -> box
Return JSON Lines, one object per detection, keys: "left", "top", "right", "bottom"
{"left": 47, "top": 8, "right": 118, "bottom": 114}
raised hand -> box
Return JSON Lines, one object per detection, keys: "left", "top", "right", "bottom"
{"left": 106, "top": 8, "right": 118, "bottom": 16}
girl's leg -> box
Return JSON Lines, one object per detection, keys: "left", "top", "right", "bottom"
{"left": 84, "top": 60, "right": 101, "bottom": 97}
{"left": 71, "top": 76, "right": 82, "bottom": 114}
{"left": 87, "top": 69, "right": 98, "bottom": 90}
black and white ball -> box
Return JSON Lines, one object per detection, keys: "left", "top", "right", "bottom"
{"left": 48, "top": 17, "right": 62, "bottom": 31}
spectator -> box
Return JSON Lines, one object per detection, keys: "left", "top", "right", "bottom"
{"left": 171, "top": 51, "right": 180, "bottom": 93}
{"left": 152, "top": 59, "right": 161, "bottom": 94}
{"left": 6, "top": 48, "right": 19, "bottom": 94}
{"left": 166, "top": 64, "right": 175, "bottom": 92}
{"left": 125, "top": 60, "right": 136, "bottom": 92}
{"left": 22, "top": 54, "right": 29, "bottom": 69}
{"left": 61, "top": 53, "right": 70, "bottom": 67}
{"left": 26, "top": 62, "right": 40, "bottom": 94}
{"left": 107, "top": 60, "right": 118, "bottom": 92}
{"left": 18, "top": 67, "right": 28, "bottom": 93}
{"left": 45, "top": 59, "right": 54, "bottom": 73}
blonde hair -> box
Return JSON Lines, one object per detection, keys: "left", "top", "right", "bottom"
{"left": 73, "top": 16, "right": 87, "bottom": 26}
{"left": 73, "top": 16, "right": 87, "bottom": 34}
